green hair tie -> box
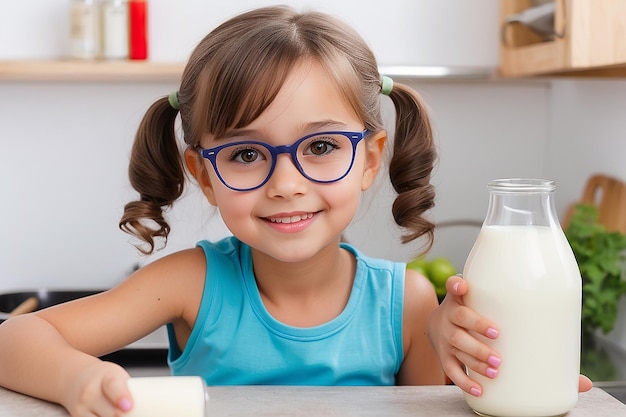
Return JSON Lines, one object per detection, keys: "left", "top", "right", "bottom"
{"left": 380, "top": 75, "right": 393, "bottom": 96}
{"left": 168, "top": 91, "right": 180, "bottom": 110}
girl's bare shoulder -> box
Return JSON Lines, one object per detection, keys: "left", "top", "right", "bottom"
{"left": 403, "top": 268, "right": 438, "bottom": 312}
{"left": 136, "top": 246, "right": 207, "bottom": 285}
{"left": 126, "top": 247, "right": 208, "bottom": 317}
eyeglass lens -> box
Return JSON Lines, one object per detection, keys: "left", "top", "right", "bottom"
{"left": 213, "top": 132, "right": 358, "bottom": 190}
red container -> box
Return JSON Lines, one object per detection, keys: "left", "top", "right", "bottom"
{"left": 129, "top": 0, "right": 148, "bottom": 60}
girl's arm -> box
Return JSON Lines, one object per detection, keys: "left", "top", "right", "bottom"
{"left": 0, "top": 315, "right": 133, "bottom": 415}
{"left": 0, "top": 247, "right": 206, "bottom": 417}
{"left": 396, "top": 269, "right": 447, "bottom": 385}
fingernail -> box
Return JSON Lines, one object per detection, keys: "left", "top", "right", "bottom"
{"left": 452, "top": 282, "right": 460, "bottom": 292}
{"left": 119, "top": 398, "right": 133, "bottom": 412}
{"left": 486, "top": 327, "right": 499, "bottom": 339}
{"left": 487, "top": 355, "right": 501, "bottom": 368}
{"left": 486, "top": 367, "right": 498, "bottom": 379}
{"left": 470, "top": 387, "right": 482, "bottom": 397}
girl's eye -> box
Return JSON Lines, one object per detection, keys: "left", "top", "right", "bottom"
{"left": 229, "top": 147, "right": 264, "bottom": 164}
{"left": 306, "top": 139, "right": 339, "bottom": 156}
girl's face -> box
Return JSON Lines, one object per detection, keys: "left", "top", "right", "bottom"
{"left": 187, "top": 59, "right": 385, "bottom": 263}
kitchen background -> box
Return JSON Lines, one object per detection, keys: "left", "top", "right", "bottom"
{"left": 1, "top": 1, "right": 626, "bottom": 341}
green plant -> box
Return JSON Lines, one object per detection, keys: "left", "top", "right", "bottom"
{"left": 565, "top": 204, "right": 626, "bottom": 335}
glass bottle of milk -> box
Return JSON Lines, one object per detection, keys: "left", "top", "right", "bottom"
{"left": 463, "top": 179, "right": 582, "bottom": 417}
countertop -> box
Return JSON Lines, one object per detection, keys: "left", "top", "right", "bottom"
{"left": 1, "top": 385, "right": 625, "bottom": 417}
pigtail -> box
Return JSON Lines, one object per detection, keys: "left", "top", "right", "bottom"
{"left": 386, "top": 82, "right": 437, "bottom": 251}
{"left": 119, "top": 97, "right": 185, "bottom": 254}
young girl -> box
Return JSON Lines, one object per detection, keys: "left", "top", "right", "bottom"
{"left": 0, "top": 5, "right": 589, "bottom": 417}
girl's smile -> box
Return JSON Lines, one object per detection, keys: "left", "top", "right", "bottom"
{"left": 266, "top": 212, "right": 315, "bottom": 225}
{"left": 263, "top": 211, "right": 319, "bottom": 233}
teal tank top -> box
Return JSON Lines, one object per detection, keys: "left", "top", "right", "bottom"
{"left": 167, "top": 236, "right": 405, "bottom": 386}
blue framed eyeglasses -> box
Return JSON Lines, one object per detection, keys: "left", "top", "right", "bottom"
{"left": 200, "top": 130, "right": 368, "bottom": 191}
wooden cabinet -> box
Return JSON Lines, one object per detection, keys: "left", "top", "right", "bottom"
{"left": 499, "top": 0, "right": 626, "bottom": 77}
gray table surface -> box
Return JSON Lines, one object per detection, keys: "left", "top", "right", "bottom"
{"left": 1, "top": 385, "right": 625, "bottom": 416}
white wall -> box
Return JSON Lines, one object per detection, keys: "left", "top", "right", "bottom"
{"left": 0, "top": 82, "right": 231, "bottom": 289}
{"left": 547, "top": 79, "right": 626, "bottom": 210}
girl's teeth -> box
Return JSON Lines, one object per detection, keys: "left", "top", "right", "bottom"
{"left": 270, "top": 213, "right": 313, "bottom": 223}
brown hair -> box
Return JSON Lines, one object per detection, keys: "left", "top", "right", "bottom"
{"left": 120, "top": 5, "right": 436, "bottom": 254}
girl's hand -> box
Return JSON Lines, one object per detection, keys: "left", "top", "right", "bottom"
{"left": 63, "top": 361, "right": 133, "bottom": 417}
{"left": 427, "top": 275, "right": 499, "bottom": 396}
{"left": 428, "top": 275, "right": 594, "bottom": 396}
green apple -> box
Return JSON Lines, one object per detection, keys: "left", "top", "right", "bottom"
{"left": 406, "top": 257, "right": 429, "bottom": 277}
{"left": 426, "top": 257, "right": 457, "bottom": 291}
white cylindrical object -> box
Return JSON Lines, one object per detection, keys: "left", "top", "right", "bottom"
{"left": 101, "top": 0, "right": 129, "bottom": 59}
{"left": 124, "top": 376, "right": 208, "bottom": 417}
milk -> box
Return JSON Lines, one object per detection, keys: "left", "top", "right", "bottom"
{"left": 463, "top": 225, "right": 581, "bottom": 417}
{"left": 124, "top": 377, "right": 208, "bottom": 417}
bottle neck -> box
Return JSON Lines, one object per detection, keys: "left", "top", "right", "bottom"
{"left": 484, "top": 179, "right": 560, "bottom": 227}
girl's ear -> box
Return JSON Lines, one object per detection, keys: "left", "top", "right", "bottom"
{"left": 184, "top": 147, "right": 217, "bottom": 206}
{"left": 361, "top": 130, "right": 386, "bottom": 191}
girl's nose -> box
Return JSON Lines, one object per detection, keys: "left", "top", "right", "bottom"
{"left": 264, "top": 154, "right": 308, "bottom": 198}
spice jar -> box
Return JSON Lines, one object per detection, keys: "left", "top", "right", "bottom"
{"left": 101, "top": 0, "right": 129, "bottom": 60}
{"left": 70, "top": 0, "right": 99, "bottom": 59}
{"left": 128, "top": 0, "right": 148, "bottom": 60}
{"left": 463, "top": 179, "right": 581, "bottom": 417}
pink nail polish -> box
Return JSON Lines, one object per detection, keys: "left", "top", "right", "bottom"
{"left": 486, "top": 327, "right": 499, "bottom": 339}
{"left": 119, "top": 398, "right": 133, "bottom": 412}
{"left": 487, "top": 355, "right": 501, "bottom": 368}
{"left": 486, "top": 367, "right": 498, "bottom": 379}
{"left": 470, "top": 387, "right": 482, "bottom": 397}
{"left": 453, "top": 282, "right": 460, "bottom": 292}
